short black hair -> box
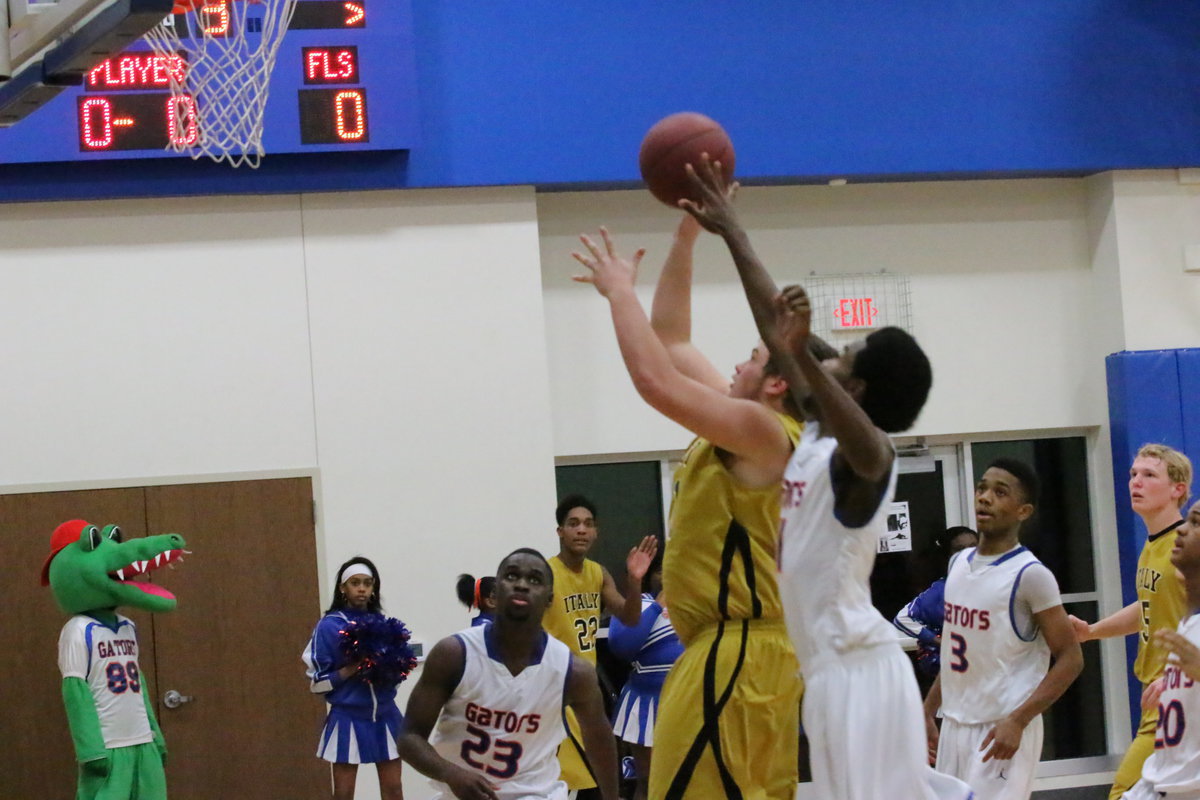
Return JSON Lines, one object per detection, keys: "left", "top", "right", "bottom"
{"left": 498, "top": 547, "right": 554, "bottom": 587}
{"left": 326, "top": 556, "right": 383, "bottom": 614}
{"left": 851, "top": 327, "right": 932, "bottom": 433}
{"left": 455, "top": 574, "right": 497, "bottom": 610}
{"left": 556, "top": 494, "right": 597, "bottom": 526}
{"left": 986, "top": 458, "right": 1040, "bottom": 506}
{"left": 940, "top": 526, "right": 978, "bottom": 548}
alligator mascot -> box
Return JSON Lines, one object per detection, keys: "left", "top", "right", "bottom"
{"left": 41, "top": 519, "right": 187, "bottom": 800}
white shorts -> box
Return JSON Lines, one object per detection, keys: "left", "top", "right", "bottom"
{"left": 803, "top": 642, "right": 973, "bottom": 800}
{"left": 936, "top": 716, "right": 1043, "bottom": 800}
{"left": 1123, "top": 779, "right": 1200, "bottom": 800}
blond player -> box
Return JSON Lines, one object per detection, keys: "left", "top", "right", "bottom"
{"left": 1071, "top": 444, "right": 1193, "bottom": 799}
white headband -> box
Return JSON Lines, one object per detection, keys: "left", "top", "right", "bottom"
{"left": 339, "top": 564, "right": 373, "bottom": 584}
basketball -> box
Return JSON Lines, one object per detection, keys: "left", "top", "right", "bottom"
{"left": 638, "top": 112, "right": 736, "bottom": 207}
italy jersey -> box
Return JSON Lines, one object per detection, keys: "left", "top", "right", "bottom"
{"left": 939, "top": 546, "right": 1055, "bottom": 725}
{"left": 665, "top": 411, "right": 801, "bottom": 645}
{"left": 428, "top": 624, "right": 571, "bottom": 800}
{"left": 1139, "top": 614, "right": 1200, "bottom": 793}
{"left": 543, "top": 557, "right": 603, "bottom": 663}
{"left": 777, "top": 421, "right": 898, "bottom": 665}
{"left": 1134, "top": 521, "right": 1188, "bottom": 684}
{"left": 57, "top": 614, "right": 154, "bottom": 749}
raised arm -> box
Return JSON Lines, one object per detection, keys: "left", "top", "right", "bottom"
{"left": 649, "top": 213, "right": 732, "bottom": 392}
{"left": 572, "top": 228, "right": 791, "bottom": 476}
{"left": 600, "top": 535, "right": 658, "bottom": 627}
{"left": 397, "top": 637, "right": 499, "bottom": 800}
{"left": 680, "top": 159, "right": 891, "bottom": 482}
{"left": 565, "top": 656, "right": 620, "bottom": 800}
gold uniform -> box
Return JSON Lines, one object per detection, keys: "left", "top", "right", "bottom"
{"left": 543, "top": 556, "right": 603, "bottom": 790}
{"left": 649, "top": 413, "right": 803, "bottom": 800}
{"left": 1110, "top": 520, "right": 1188, "bottom": 800}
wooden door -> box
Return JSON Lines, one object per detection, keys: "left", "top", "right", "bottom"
{"left": 145, "top": 478, "right": 328, "bottom": 799}
{"left": 0, "top": 488, "right": 151, "bottom": 800}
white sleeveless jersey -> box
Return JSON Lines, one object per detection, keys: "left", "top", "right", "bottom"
{"left": 1142, "top": 614, "right": 1200, "bottom": 793}
{"left": 429, "top": 624, "right": 571, "bottom": 800}
{"left": 778, "top": 422, "right": 899, "bottom": 667}
{"left": 939, "top": 546, "right": 1052, "bottom": 724}
{"left": 57, "top": 614, "right": 154, "bottom": 749}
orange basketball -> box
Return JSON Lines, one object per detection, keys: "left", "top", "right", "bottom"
{"left": 638, "top": 112, "right": 735, "bottom": 207}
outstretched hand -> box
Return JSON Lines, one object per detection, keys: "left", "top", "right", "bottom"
{"left": 678, "top": 153, "right": 740, "bottom": 237}
{"left": 626, "top": 535, "right": 659, "bottom": 582}
{"left": 1066, "top": 614, "right": 1093, "bottom": 643}
{"left": 572, "top": 227, "right": 646, "bottom": 298}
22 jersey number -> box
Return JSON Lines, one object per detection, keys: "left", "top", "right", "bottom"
{"left": 461, "top": 724, "right": 524, "bottom": 778}
{"left": 574, "top": 616, "right": 599, "bottom": 652}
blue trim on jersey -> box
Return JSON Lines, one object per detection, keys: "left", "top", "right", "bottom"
{"left": 966, "top": 544, "right": 1027, "bottom": 567}
{"left": 483, "top": 623, "right": 546, "bottom": 665}
{"left": 470, "top": 611, "right": 494, "bottom": 627}
{"left": 1009, "top": 561, "right": 1040, "bottom": 642}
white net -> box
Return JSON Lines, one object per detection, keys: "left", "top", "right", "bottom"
{"left": 143, "top": 0, "right": 297, "bottom": 167}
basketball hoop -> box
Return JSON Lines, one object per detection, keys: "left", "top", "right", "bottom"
{"left": 143, "top": 0, "right": 297, "bottom": 167}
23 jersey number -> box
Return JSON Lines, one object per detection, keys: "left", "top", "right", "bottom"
{"left": 461, "top": 724, "right": 524, "bottom": 778}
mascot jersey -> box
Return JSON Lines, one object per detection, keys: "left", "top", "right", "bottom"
{"left": 58, "top": 614, "right": 155, "bottom": 747}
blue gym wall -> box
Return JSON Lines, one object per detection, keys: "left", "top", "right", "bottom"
{"left": 1106, "top": 349, "right": 1200, "bottom": 732}
{"left": 1, "top": 1, "right": 1199, "bottom": 202}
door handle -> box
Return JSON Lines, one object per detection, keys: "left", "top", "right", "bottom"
{"left": 163, "top": 690, "right": 194, "bottom": 709}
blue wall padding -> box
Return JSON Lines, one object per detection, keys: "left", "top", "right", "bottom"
{"left": 1105, "top": 348, "right": 1199, "bottom": 733}
{"left": 2, "top": 1, "right": 1200, "bottom": 202}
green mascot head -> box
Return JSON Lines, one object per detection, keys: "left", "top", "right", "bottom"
{"left": 42, "top": 519, "right": 186, "bottom": 617}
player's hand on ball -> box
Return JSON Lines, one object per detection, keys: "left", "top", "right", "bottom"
{"left": 980, "top": 717, "right": 1023, "bottom": 762}
{"left": 572, "top": 227, "right": 645, "bottom": 299}
{"left": 678, "top": 153, "right": 740, "bottom": 236}
{"left": 1156, "top": 628, "right": 1200, "bottom": 683}
{"left": 445, "top": 765, "right": 499, "bottom": 800}
{"left": 1142, "top": 677, "right": 1166, "bottom": 712}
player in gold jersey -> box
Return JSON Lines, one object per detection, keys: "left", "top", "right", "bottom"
{"left": 543, "top": 493, "right": 658, "bottom": 796}
{"left": 1069, "top": 443, "right": 1194, "bottom": 799}
{"left": 571, "top": 211, "right": 834, "bottom": 799}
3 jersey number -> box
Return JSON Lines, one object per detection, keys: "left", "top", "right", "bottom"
{"left": 106, "top": 661, "right": 141, "bottom": 694}
{"left": 461, "top": 724, "right": 523, "bottom": 778}
{"left": 574, "top": 616, "right": 599, "bottom": 652}
{"left": 947, "top": 632, "right": 969, "bottom": 673}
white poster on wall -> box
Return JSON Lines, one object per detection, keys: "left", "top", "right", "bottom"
{"left": 879, "top": 501, "right": 912, "bottom": 554}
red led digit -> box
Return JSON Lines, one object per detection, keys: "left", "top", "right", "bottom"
{"left": 201, "top": 1, "right": 230, "bottom": 35}
{"left": 334, "top": 90, "right": 365, "bottom": 140}
{"left": 81, "top": 97, "right": 115, "bottom": 149}
{"left": 167, "top": 95, "right": 199, "bottom": 146}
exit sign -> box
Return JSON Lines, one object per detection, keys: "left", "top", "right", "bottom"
{"left": 833, "top": 296, "right": 880, "bottom": 330}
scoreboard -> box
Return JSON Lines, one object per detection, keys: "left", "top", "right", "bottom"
{"left": 0, "top": 0, "right": 417, "bottom": 164}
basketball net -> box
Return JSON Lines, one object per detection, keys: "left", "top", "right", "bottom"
{"left": 143, "top": 0, "right": 297, "bottom": 167}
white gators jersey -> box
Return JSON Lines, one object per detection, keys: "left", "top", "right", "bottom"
{"left": 57, "top": 614, "right": 154, "bottom": 749}
{"left": 939, "top": 546, "right": 1052, "bottom": 724}
{"left": 429, "top": 624, "right": 571, "bottom": 800}
{"left": 1142, "top": 614, "right": 1200, "bottom": 793}
{"left": 778, "top": 422, "right": 899, "bottom": 667}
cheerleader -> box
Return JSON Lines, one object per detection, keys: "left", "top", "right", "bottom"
{"left": 455, "top": 573, "right": 496, "bottom": 627}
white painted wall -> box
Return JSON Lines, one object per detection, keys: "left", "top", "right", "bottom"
{"left": 539, "top": 178, "right": 1100, "bottom": 457}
